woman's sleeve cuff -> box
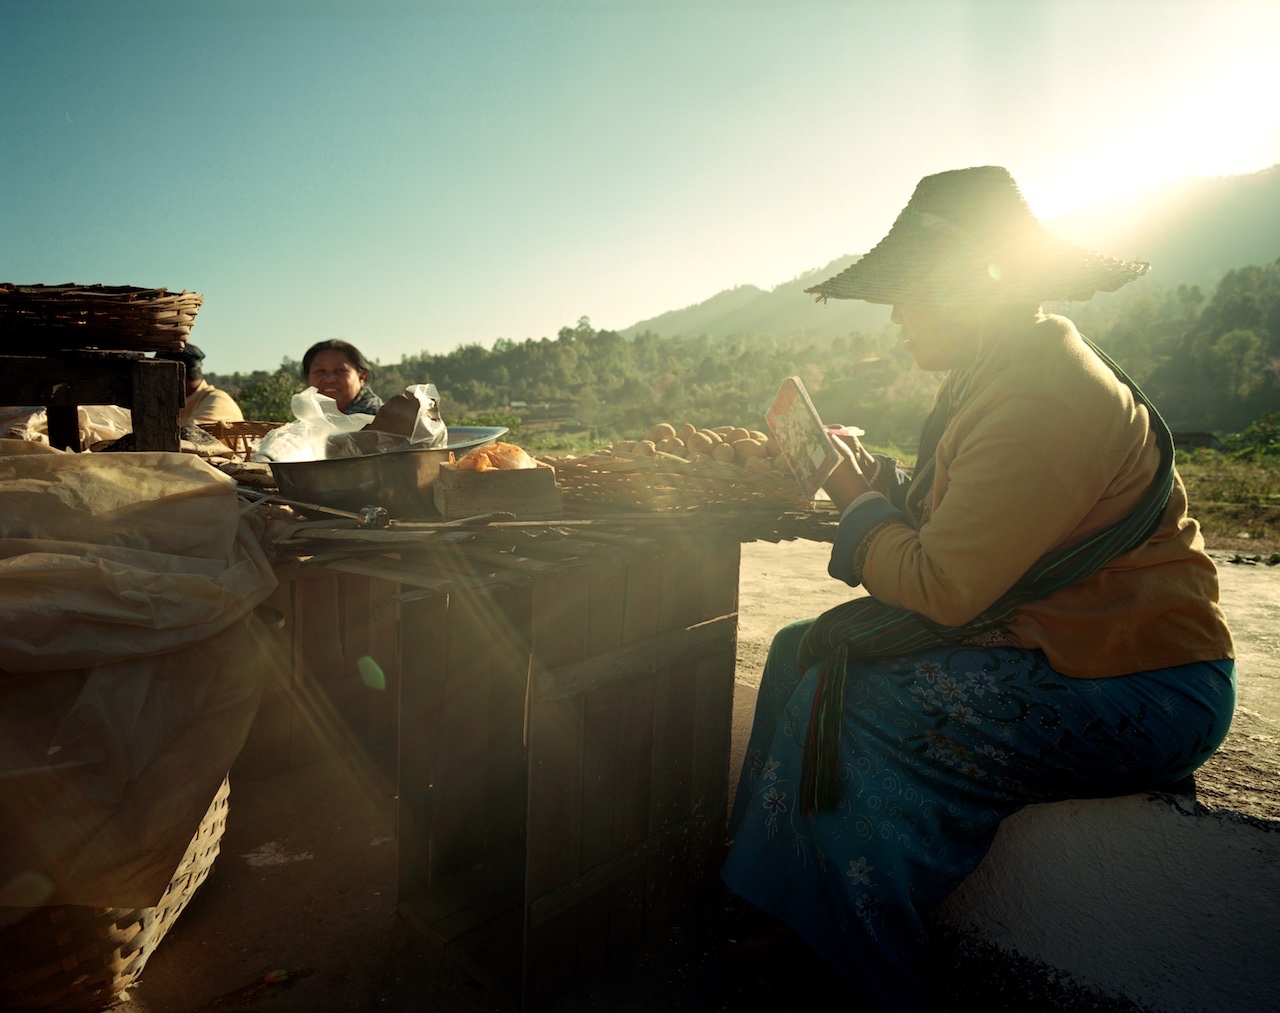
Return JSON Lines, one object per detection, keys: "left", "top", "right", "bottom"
{"left": 828, "top": 494, "right": 912, "bottom": 587}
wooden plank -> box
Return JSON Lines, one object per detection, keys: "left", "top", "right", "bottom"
{"left": 701, "top": 541, "right": 742, "bottom": 622}
{"left": 660, "top": 543, "right": 705, "bottom": 631}
{"left": 46, "top": 405, "right": 79, "bottom": 451}
{"left": 527, "top": 808, "right": 718, "bottom": 928}
{"left": 622, "top": 551, "right": 662, "bottom": 645}
{"left": 338, "top": 572, "right": 374, "bottom": 745}
{"left": 521, "top": 908, "right": 581, "bottom": 1010}
{"left": 602, "top": 553, "right": 661, "bottom": 959}
{"left": 339, "top": 572, "right": 373, "bottom": 664}
{"left": 453, "top": 545, "right": 556, "bottom": 572}
{"left": 284, "top": 571, "right": 369, "bottom": 767}
{"left": 293, "top": 572, "right": 345, "bottom": 687}
{"left": 129, "top": 357, "right": 182, "bottom": 452}
{"left": 524, "top": 569, "right": 591, "bottom": 1001}
{"left": 365, "top": 577, "right": 401, "bottom": 747}
{"left": 646, "top": 551, "right": 703, "bottom": 930}
{"left": 691, "top": 543, "right": 740, "bottom": 823}
{"left": 647, "top": 665, "right": 696, "bottom": 822}
{"left": 679, "top": 543, "right": 739, "bottom": 914}
{"left": 483, "top": 585, "right": 535, "bottom": 858}
{"left": 576, "top": 684, "right": 620, "bottom": 976}
{"left": 574, "top": 562, "right": 628, "bottom": 975}
{"left": 691, "top": 647, "right": 736, "bottom": 826}
{"left": 531, "top": 616, "right": 735, "bottom": 702}
{"left": 605, "top": 674, "right": 653, "bottom": 960}
{"left": 327, "top": 557, "right": 526, "bottom": 599}
{"left": 429, "top": 588, "right": 498, "bottom": 876}
{"left": 397, "top": 593, "right": 451, "bottom": 910}
{"left": 405, "top": 576, "right": 529, "bottom": 956}
{"left": 0, "top": 353, "right": 136, "bottom": 405}
{"left": 433, "top": 460, "right": 563, "bottom": 520}
{"left": 355, "top": 532, "right": 745, "bottom": 1006}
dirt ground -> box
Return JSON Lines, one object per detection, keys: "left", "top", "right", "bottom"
{"left": 113, "top": 538, "right": 1280, "bottom": 1013}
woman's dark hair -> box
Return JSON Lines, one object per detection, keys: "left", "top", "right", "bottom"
{"left": 301, "top": 339, "right": 372, "bottom": 380}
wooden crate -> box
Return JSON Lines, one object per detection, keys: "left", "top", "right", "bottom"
{"left": 396, "top": 538, "right": 740, "bottom": 1009}
{"left": 238, "top": 563, "right": 401, "bottom": 777}
{"left": 432, "top": 460, "right": 564, "bottom": 520}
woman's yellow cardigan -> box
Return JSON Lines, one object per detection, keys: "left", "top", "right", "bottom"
{"left": 860, "top": 313, "right": 1234, "bottom": 678}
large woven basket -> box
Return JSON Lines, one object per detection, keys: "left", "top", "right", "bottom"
{"left": 548, "top": 449, "right": 810, "bottom": 513}
{"left": 0, "top": 284, "right": 204, "bottom": 354}
{"left": 0, "top": 776, "right": 230, "bottom": 1012}
{"left": 200, "top": 420, "right": 284, "bottom": 462}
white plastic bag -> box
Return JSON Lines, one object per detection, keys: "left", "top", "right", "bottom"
{"left": 251, "top": 387, "right": 375, "bottom": 463}
{"left": 403, "top": 383, "right": 447, "bottom": 448}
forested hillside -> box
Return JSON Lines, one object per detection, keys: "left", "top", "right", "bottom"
{"left": 210, "top": 165, "right": 1279, "bottom": 451}
{"left": 619, "top": 165, "right": 1280, "bottom": 347}
{"left": 213, "top": 256, "right": 1280, "bottom": 454}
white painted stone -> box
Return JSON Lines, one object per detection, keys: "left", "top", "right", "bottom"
{"left": 932, "top": 794, "right": 1280, "bottom": 1012}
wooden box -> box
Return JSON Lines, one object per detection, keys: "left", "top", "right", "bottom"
{"left": 396, "top": 537, "right": 740, "bottom": 1009}
{"left": 432, "top": 461, "right": 564, "bottom": 520}
{"left": 238, "top": 564, "right": 401, "bottom": 777}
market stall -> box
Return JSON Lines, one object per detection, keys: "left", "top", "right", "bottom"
{"left": 0, "top": 383, "right": 837, "bottom": 1010}
{"left": 243, "top": 503, "right": 830, "bottom": 1008}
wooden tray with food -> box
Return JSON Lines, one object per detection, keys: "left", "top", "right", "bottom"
{"left": 548, "top": 422, "right": 810, "bottom": 514}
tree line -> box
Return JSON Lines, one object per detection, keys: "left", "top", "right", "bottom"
{"left": 211, "top": 257, "right": 1280, "bottom": 454}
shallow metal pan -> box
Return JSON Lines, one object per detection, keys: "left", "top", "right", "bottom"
{"left": 268, "top": 425, "right": 508, "bottom": 519}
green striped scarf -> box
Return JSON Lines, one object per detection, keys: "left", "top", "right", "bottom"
{"left": 796, "top": 336, "right": 1175, "bottom": 813}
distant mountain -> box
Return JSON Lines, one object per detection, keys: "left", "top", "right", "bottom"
{"left": 621, "top": 256, "right": 893, "bottom": 343}
{"left": 1050, "top": 164, "right": 1280, "bottom": 289}
{"left": 621, "top": 165, "right": 1280, "bottom": 341}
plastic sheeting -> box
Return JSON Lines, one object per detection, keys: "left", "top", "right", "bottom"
{"left": 0, "top": 443, "right": 283, "bottom": 908}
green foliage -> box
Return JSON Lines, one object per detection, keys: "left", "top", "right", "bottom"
{"left": 1229, "top": 553, "right": 1280, "bottom": 566}
{"left": 212, "top": 257, "right": 1280, "bottom": 457}
{"left": 1179, "top": 450, "right": 1280, "bottom": 505}
{"left": 450, "top": 410, "right": 523, "bottom": 438}
{"left": 1125, "top": 259, "right": 1280, "bottom": 432}
{"left": 206, "top": 368, "right": 303, "bottom": 422}
{"left": 1221, "top": 412, "right": 1280, "bottom": 459}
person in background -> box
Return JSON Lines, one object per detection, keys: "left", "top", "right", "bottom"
{"left": 302, "top": 339, "right": 383, "bottom": 415}
{"left": 722, "top": 166, "right": 1235, "bottom": 1010}
{"left": 154, "top": 343, "right": 244, "bottom": 428}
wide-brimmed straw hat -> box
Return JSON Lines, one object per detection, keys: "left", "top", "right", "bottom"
{"left": 806, "top": 166, "right": 1149, "bottom": 305}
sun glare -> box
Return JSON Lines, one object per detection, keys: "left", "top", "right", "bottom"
{"left": 1026, "top": 33, "right": 1280, "bottom": 218}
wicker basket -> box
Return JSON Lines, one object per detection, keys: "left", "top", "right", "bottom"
{"left": 0, "top": 284, "right": 204, "bottom": 354}
{"left": 200, "top": 420, "right": 284, "bottom": 462}
{"left": 548, "top": 449, "right": 810, "bottom": 513}
{"left": 0, "top": 776, "right": 230, "bottom": 1012}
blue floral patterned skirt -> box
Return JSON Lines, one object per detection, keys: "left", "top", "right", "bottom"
{"left": 722, "top": 620, "right": 1235, "bottom": 1009}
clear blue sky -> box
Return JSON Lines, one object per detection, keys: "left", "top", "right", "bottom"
{"left": 4, "top": 0, "right": 1278, "bottom": 374}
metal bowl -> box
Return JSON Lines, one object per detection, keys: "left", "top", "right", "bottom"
{"left": 268, "top": 425, "right": 508, "bottom": 519}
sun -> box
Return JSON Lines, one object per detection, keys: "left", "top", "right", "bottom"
{"left": 1026, "top": 35, "right": 1280, "bottom": 217}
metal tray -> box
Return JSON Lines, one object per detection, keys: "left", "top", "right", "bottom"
{"left": 268, "top": 425, "right": 508, "bottom": 519}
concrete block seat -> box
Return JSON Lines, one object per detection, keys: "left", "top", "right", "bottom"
{"left": 930, "top": 781, "right": 1280, "bottom": 1013}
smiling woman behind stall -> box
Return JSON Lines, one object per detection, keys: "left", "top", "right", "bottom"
{"left": 301, "top": 339, "right": 383, "bottom": 415}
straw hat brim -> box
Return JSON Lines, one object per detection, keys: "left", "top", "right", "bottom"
{"left": 807, "top": 167, "right": 1149, "bottom": 305}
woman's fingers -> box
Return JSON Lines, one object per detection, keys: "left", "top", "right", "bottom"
{"left": 832, "top": 432, "right": 869, "bottom": 475}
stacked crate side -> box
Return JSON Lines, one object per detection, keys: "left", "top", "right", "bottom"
{"left": 397, "top": 581, "right": 534, "bottom": 1002}
{"left": 243, "top": 565, "right": 402, "bottom": 778}
{"left": 522, "top": 539, "right": 740, "bottom": 1007}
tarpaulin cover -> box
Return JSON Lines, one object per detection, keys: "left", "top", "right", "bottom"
{"left": 0, "top": 442, "right": 282, "bottom": 907}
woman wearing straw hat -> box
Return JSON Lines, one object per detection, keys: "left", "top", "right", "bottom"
{"left": 722, "top": 166, "right": 1235, "bottom": 1008}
